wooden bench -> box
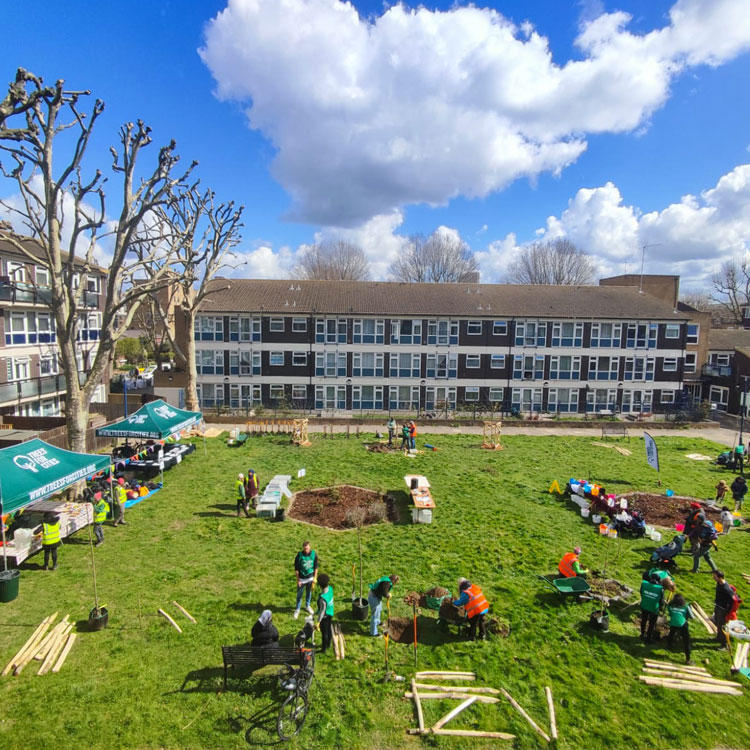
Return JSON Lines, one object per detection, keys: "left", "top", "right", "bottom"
{"left": 601, "top": 424, "right": 629, "bottom": 441}
{"left": 221, "top": 645, "right": 313, "bottom": 689}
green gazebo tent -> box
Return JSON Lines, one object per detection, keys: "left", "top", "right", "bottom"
{"left": 95, "top": 399, "right": 203, "bottom": 440}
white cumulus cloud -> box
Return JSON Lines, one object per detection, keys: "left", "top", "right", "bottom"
{"left": 200, "top": 0, "right": 750, "bottom": 227}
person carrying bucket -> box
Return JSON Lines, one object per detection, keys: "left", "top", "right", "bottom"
{"left": 367, "top": 574, "right": 399, "bottom": 637}
{"left": 558, "top": 547, "right": 588, "bottom": 578}
{"left": 451, "top": 577, "right": 489, "bottom": 641}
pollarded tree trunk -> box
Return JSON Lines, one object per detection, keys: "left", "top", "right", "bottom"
{"left": 183, "top": 308, "right": 199, "bottom": 412}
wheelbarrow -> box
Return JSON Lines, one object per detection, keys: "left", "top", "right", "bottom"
{"left": 538, "top": 575, "right": 592, "bottom": 602}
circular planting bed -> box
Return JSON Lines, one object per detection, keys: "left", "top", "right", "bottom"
{"left": 288, "top": 485, "right": 397, "bottom": 530}
{"left": 622, "top": 492, "right": 721, "bottom": 528}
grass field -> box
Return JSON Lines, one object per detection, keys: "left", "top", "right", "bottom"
{"left": 1, "top": 432, "right": 748, "bottom": 750}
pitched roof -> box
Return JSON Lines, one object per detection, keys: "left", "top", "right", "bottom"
{"left": 198, "top": 278, "right": 689, "bottom": 320}
{"left": 0, "top": 237, "right": 107, "bottom": 274}
{"left": 708, "top": 328, "right": 750, "bottom": 351}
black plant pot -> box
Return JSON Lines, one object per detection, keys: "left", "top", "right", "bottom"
{"left": 88, "top": 606, "right": 109, "bottom": 631}
{"left": 589, "top": 609, "right": 609, "bottom": 632}
{"left": 351, "top": 598, "right": 369, "bottom": 621}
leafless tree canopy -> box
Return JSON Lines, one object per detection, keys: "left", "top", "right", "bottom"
{"left": 506, "top": 238, "right": 597, "bottom": 285}
{"left": 711, "top": 256, "right": 750, "bottom": 325}
{"left": 0, "top": 68, "right": 196, "bottom": 450}
{"left": 388, "top": 232, "right": 478, "bottom": 283}
{"left": 294, "top": 240, "right": 369, "bottom": 280}
{"left": 679, "top": 290, "right": 713, "bottom": 312}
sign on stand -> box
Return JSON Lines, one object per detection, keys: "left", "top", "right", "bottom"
{"left": 643, "top": 431, "right": 661, "bottom": 485}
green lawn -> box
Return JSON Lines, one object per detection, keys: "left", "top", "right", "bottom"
{"left": 0, "top": 433, "right": 747, "bottom": 750}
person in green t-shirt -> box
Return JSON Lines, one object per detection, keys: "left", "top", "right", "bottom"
{"left": 639, "top": 571, "right": 665, "bottom": 643}
{"left": 667, "top": 594, "right": 694, "bottom": 664}
{"left": 647, "top": 567, "right": 675, "bottom": 593}
{"left": 735, "top": 441, "right": 745, "bottom": 474}
{"left": 315, "top": 573, "right": 334, "bottom": 654}
{"left": 293, "top": 541, "right": 319, "bottom": 619}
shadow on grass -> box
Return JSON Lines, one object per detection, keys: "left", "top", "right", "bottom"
{"left": 226, "top": 701, "right": 286, "bottom": 747}
{"left": 194, "top": 511, "right": 239, "bottom": 518}
{"left": 387, "top": 490, "right": 416, "bottom": 526}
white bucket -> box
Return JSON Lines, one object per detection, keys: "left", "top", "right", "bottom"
{"left": 645, "top": 525, "right": 654, "bottom": 536}
{"left": 592, "top": 514, "right": 602, "bottom": 525}
{"left": 581, "top": 508, "right": 590, "bottom": 518}
{"left": 620, "top": 499, "right": 628, "bottom": 509}
{"left": 651, "top": 531, "right": 662, "bottom": 542}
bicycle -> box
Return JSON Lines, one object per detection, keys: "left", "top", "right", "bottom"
{"left": 276, "top": 650, "right": 315, "bottom": 741}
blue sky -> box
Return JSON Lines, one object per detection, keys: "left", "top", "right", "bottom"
{"left": 2, "top": 0, "right": 750, "bottom": 288}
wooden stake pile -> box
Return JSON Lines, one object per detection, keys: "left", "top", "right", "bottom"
{"left": 2, "top": 612, "right": 78, "bottom": 676}
{"left": 741, "top": 573, "right": 750, "bottom": 585}
{"left": 332, "top": 623, "right": 346, "bottom": 660}
{"left": 639, "top": 660, "right": 742, "bottom": 696}
{"left": 691, "top": 602, "right": 718, "bottom": 635}
{"left": 158, "top": 600, "right": 196, "bottom": 633}
{"left": 405, "top": 671, "right": 558, "bottom": 742}
{"left": 733, "top": 642, "right": 749, "bottom": 672}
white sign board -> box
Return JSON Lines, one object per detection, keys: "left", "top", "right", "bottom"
{"left": 297, "top": 468, "right": 306, "bottom": 478}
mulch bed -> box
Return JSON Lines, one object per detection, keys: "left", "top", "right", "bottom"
{"left": 366, "top": 444, "right": 400, "bottom": 454}
{"left": 622, "top": 493, "right": 721, "bottom": 528}
{"left": 385, "top": 617, "right": 415, "bottom": 644}
{"left": 588, "top": 577, "right": 634, "bottom": 601}
{"left": 288, "top": 485, "right": 397, "bottom": 530}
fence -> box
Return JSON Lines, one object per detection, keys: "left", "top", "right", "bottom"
{"left": 38, "top": 423, "right": 113, "bottom": 453}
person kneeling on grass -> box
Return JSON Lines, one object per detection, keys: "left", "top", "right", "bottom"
{"left": 251, "top": 609, "right": 279, "bottom": 649}
{"left": 639, "top": 571, "right": 665, "bottom": 644}
{"left": 315, "top": 573, "right": 335, "bottom": 654}
{"left": 667, "top": 594, "right": 694, "bottom": 665}
{"left": 558, "top": 547, "right": 588, "bottom": 578}
{"left": 452, "top": 578, "right": 489, "bottom": 641}
{"left": 367, "top": 574, "right": 399, "bottom": 636}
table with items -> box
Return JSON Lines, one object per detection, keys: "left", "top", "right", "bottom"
{"left": 404, "top": 474, "right": 435, "bottom": 524}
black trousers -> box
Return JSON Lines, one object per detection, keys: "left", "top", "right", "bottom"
{"left": 667, "top": 623, "right": 691, "bottom": 660}
{"left": 319, "top": 615, "right": 333, "bottom": 652}
{"left": 236, "top": 498, "right": 251, "bottom": 517}
{"left": 43, "top": 544, "right": 58, "bottom": 568}
{"left": 640, "top": 609, "right": 658, "bottom": 641}
{"left": 468, "top": 613, "right": 486, "bottom": 640}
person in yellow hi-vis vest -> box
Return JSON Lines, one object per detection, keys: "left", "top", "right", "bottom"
{"left": 93, "top": 494, "right": 109, "bottom": 546}
{"left": 41, "top": 512, "right": 61, "bottom": 570}
{"left": 113, "top": 477, "right": 128, "bottom": 527}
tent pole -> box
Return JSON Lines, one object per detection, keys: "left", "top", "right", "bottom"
{"left": 1, "top": 500, "right": 7, "bottom": 572}
{"left": 88, "top": 513, "right": 99, "bottom": 611}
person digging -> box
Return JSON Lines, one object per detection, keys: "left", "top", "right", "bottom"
{"left": 558, "top": 546, "right": 588, "bottom": 578}
{"left": 450, "top": 578, "right": 489, "bottom": 641}
{"left": 367, "top": 574, "right": 399, "bottom": 637}
{"left": 639, "top": 570, "right": 665, "bottom": 644}
{"left": 314, "top": 573, "right": 335, "bottom": 654}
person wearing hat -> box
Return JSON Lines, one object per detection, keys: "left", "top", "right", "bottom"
{"left": 92, "top": 492, "right": 109, "bottom": 546}
{"left": 408, "top": 421, "right": 417, "bottom": 450}
{"left": 558, "top": 547, "right": 588, "bottom": 578}
{"left": 235, "top": 473, "right": 251, "bottom": 518}
{"left": 451, "top": 578, "right": 490, "bottom": 641}
{"left": 683, "top": 502, "right": 706, "bottom": 552}
{"left": 41, "top": 512, "right": 61, "bottom": 570}
{"left": 731, "top": 475, "right": 747, "bottom": 512}
{"left": 250, "top": 609, "right": 279, "bottom": 649}
{"left": 112, "top": 477, "right": 128, "bottom": 527}
{"left": 314, "top": 573, "right": 335, "bottom": 654}
{"left": 691, "top": 519, "right": 719, "bottom": 573}
{"left": 244, "top": 469, "right": 260, "bottom": 508}
{"left": 639, "top": 570, "right": 665, "bottom": 643}
{"left": 367, "top": 574, "right": 400, "bottom": 637}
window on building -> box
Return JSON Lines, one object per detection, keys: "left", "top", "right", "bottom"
{"left": 352, "top": 385, "right": 383, "bottom": 411}
{"left": 389, "top": 385, "right": 419, "bottom": 411}
{"left": 196, "top": 316, "right": 224, "bottom": 341}
{"left": 492, "top": 320, "right": 508, "bottom": 335}
{"left": 10, "top": 357, "right": 29, "bottom": 381}
{"left": 40, "top": 355, "right": 58, "bottom": 376}
{"left": 490, "top": 354, "right": 505, "bottom": 369}
{"left": 686, "top": 324, "right": 699, "bottom": 345}
{"left": 353, "top": 318, "right": 384, "bottom": 344}
{"left": 269, "top": 351, "right": 285, "bottom": 366}
{"left": 315, "top": 385, "right": 346, "bottom": 410}
{"left": 229, "top": 316, "right": 258, "bottom": 342}
{"left": 85, "top": 275, "right": 101, "bottom": 294}
{"left": 625, "top": 323, "right": 657, "bottom": 349}
{"left": 292, "top": 385, "right": 307, "bottom": 401}
{"left": 588, "top": 355, "right": 619, "bottom": 381}
{"left": 352, "top": 352, "right": 384, "bottom": 377}
{"left": 549, "top": 355, "right": 580, "bottom": 380}
{"left": 427, "top": 319, "right": 459, "bottom": 345}
{"left": 198, "top": 349, "right": 224, "bottom": 375}
{"left": 41, "top": 398, "right": 59, "bottom": 416}
{"left": 390, "top": 319, "right": 422, "bottom": 345}
{"left": 511, "top": 387, "right": 543, "bottom": 413}
{"left": 269, "top": 318, "right": 285, "bottom": 332}
{"left": 662, "top": 357, "right": 678, "bottom": 372}
{"left": 488, "top": 387, "right": 504, "bottom": 402}
{"left": 465, "top": 354, "right": 481, "bottom": 368}
{"left": 587, "top": 388, "right": 617, "bottom": 412}
{"left": 292, "top": 351, "right": 307, "bottom": 367}
{"left": 548, "top": 387, "right": 580, "bottom": 413}
{"left": 684, "top": 352, "right": 697, "bottom": 373}
{"left": 515, "top": 320, "right": 547, "bottom": 346}
{"left": 315, "top": 351, "right": 347, "bottom": 377}
{"left": 664, "top": 324, "right": 680, "bottom": 339}
{"left": 35, "top": 266, "right": 50, "bottom": 287}
{"left": 269, "top": 384, "right": 285, "bottom": 399}
{"left": 661, "top": 390, "right": 675, "bottom": 403}
{"left": 426, "top": 353, "right": 458, "bottom": 378}
{"left": 551, "top": 322, "right": 583, "bottom": 347}
{"left": 466, "top": 321, "right": 482, "bottom": 335}
{"left": 389, "top": 352, "right": 421, "bottom": 378}
{"left": 292, "top": 317, "right": 307, "bottom": 333}
{"left": 6, "top": 261, "right": 26, "bottom": 283}
{"left": 463, "top": 386, "right": 480, "bottom": 401}
{"left": 197, "top": 383, "right": 224, "bottom": 408}
{"left": 621, "top": 389, "right": 653, "bottom": 413}
{"left": 316, "top": 318, "right": 347, "bottom": 343}
{"left": 76, "top": 312, "right": 101, "bottom": 342}
{"left": 231, "top": 350, "right": 261, "bottom": 376}
{"left": 513, "top": 354, "right": 544, "bottom": 380}
{"left": 624, "top": 356, "right": 655, "bottom": 381}
{"left": 710, "top": 353, "right": 731, "bottom": 366}
{"left": 709, "top": 386, "right": 729, "bottom": 409}
{"left": 590, "top": 322, "right": 621, "bottom": 348}
{"left": 425, "top": 386, "right": 457, "bottom": 411}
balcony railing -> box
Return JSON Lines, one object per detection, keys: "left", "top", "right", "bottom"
{"left": 0, "top": 282, "right": 99, "bottom": 308}
{"left": 0, "top": 375, "right": 67, "bottom": 404}
{"left": 702, "top": 364, "right": 732, "bottom": 378}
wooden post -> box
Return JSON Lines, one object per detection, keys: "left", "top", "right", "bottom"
{"left": 411, "top": 679, "right": 425, "bottom": 733}
{"left": 158, "top": 608, "right": 183, "bottom": 634}
{"left": 172, "top": 601, "right": 197, "bottom": 623}
{"left": 2, "top": 613, "right": 56, "bottom": 676}
{"left": 405, "top": 692, "right": 500, "bottom": 705}
{"left": 432, "top": 696, "right": 477, "bottom": 731}
{"left": 413, "top": 683, "right": 498, "bottom": 694}
{"left": 544, "top": 686, "right": 557, "bottom": 741}
{"left": 499, "top": 688, "right": 551, "bottom": 743}
{"left": 51, "top": 632, "right": 77, "bottom": 674}
{"left": 416, "top": 671, "right": 476, "bottom": 680}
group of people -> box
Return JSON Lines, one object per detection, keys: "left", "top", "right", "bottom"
{"left": 250, "top": 540, "right": 491, "bottom": 653}
{"left": 234, "top": 468, "right": 260, "bottom": 517}
{"left": 715, "top": 475, "right": 747, "bottom": 512}
{"left": 386, "top": 418, "right": 417, "bottom": 450}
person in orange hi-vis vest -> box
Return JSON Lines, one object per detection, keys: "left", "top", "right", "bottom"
{"left": 558, "top": 546, "right": 589, "bottom": 578}
{"left": 452, "top": 577, "right": 489, "bottom": 641}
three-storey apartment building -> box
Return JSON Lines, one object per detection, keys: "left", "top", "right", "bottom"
{"left": 0, "top": 239, "right": 108, "bottom": 417}
{"left": 184, "top": 279, "right": 692, "bottom": 416}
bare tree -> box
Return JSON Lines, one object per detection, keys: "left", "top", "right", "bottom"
{"left": 0, "top": 69, "right": 195, "bottom": 451}
{"left": 145, "top": 186, "right": 244, "bottom": 412}
{"left": 294, "top": 240, "right": 369, "bottom": 280}
{"left": 711, "top": 256, "right": 750, "bottom": 325}
{"left": 506, "top": 238, "right": 596, "bottom": 285}
{"left": 389, "top": 231, "right": 478, "bottom": 283}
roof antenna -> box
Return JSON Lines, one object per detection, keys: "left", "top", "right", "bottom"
{"left": 639, "top": 243, "right": 661, "bottom": 293}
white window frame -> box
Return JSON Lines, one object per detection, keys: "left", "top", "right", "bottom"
{"left": 269, "top": 318, "right": 285, "bottom": 333}
{"left": 709, "top": 386, "right": 729, "bottom": 408}
{"left": 292, "top": 351, "right": 307, "bottom": 367}
{"left": 551, "top": 322, "right": 583, "bottom": 347}
{"left": 269, "top": 384, "right": 285, "bottom": 399}
{"left": 292, "top": 317, "right": 307, "bottom": 333}
{"left": 684, "top": 352, "right": 697, "bottom": 373}
{"left": 465, "top": 354, "right": 481, "bottom": 369}
{"left": 664, "top": 324, "right": 680, "bottom": 339}
{"left": 660, "top": 390, "right": 675, "bottom": 403}
{"left": 269, "top": 351, "right": 285, "bottom": 367}
{"left": 549, "top": 355, "right": 580, "bottom": 380}
{"left": 490, "top": 354, "right": 505, "bottom": 369}
{"left": 686, "top": 324, "right": 700, "bottom": 345}
{"left": 35, "top": 266, "right": 50, "bottom": 287}
{"left": 352, "top": 351, "right": 384, "bottom": 377}
{"left": 492, "top": 320, "right": 508, "bottom": 335}
{"left": 488, "top": 387, "right": 504, "bottom": 402}
{"left": 292, "top": 384, "right": 307, "bottom": 401}
{"left": 390, "top": 319, "right": 422, "bottom": 345}
{"left": 10, "top": 356, "right": 30, "bottom": 381}
{"left": 352, "top": 318, "right": 384, "bottom": 344}
{"left": 463, "top": 386, "right": 480, "bottom": 401}
{"left": 662, "top": 357, "right": 678, "bottom": 372}
{"left": 466, "top": 320, "right": 482, "bottom": 336}
{"left": 6, "top": 261, "right": 26, "bottom": 283}
{"left": 389, "top": 352, "right": 421, "bottom": 378}
{"left": 39, "top": 354, "right": 58, "bottom": 376}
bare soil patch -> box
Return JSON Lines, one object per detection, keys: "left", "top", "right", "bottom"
{"left": 288, "top": 485, "right": 397, "bottom": 530}
{"left": 386, "top": 617, "right": 414, "bottom": 644}
{"left": 623, "top": 493, "right": 721, "bottom": 528}
{"left": 588, "top": 577, "right": 634, "bottom": 601}
{"left": 366, "top": 444, "right": 400, "bottom": 454}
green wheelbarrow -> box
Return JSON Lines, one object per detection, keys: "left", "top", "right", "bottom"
{"left": 538, "top": 575, "right": 592, "bottom": 602}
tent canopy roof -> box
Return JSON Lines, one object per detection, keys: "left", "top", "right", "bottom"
{"left": 96, "top": 400, "right": 202, "bottom": 440}
{"left": 0, "top": 438, "right": 111, "bottom": 515}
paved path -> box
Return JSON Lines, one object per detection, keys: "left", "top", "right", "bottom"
{"left": 208, "top": 422, "right": 738, "bottom": 447}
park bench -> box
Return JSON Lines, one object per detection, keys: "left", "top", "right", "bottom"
{"left": 221, "top": 645, "right": 312, "bottom": 689}
{"left": 601, "top": 424, "right": 629, "bottom": 441}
